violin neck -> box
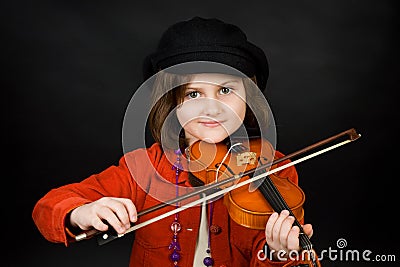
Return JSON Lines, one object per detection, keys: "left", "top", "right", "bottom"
{"left": 257, "top": 176, "right": 313, "bottom": 251}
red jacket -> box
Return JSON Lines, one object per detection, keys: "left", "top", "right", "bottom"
{"left": 32, "top": 143, "right": 317, "bottom": 267}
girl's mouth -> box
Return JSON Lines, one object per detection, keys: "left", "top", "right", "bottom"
{"left": 199, "top": 120, "right": 223, "bottom": 128}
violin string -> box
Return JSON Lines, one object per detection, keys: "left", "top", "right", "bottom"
{"left": 257, "top": 176, "right": 316, "bottom": 265}
{"left": 259, "top": 178, "right": 315, "bottom": 260}
{"left": 255, "top": 158, "right": 299, "bottom": 225}
{"left": 265, "top": 179, "right": 312, "bottom": 250}
{"left": 254, "top": 139, "right": 354, "bottom": 254}
{"left": 261, "top": 177, "right": 313, "bottom": 251}
{"left": 92, "top": 139, "right": 353, "bottom": 244}
{"left": 215, "top": 143, "right": 243, "bottom": 182}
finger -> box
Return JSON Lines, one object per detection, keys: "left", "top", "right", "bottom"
{"left": 265, "top": 212, "right": 279, "bottom": 242}
{"left": 96, "top": 206, "right": 127, "bottom": 234}
{"left": 302, "top": 224, "right": 313, "bottom": 238}
{"left": 115, "top": 198, "right": 138, "bottom": 223}
{"left": 272, "top": 210, "right": 290, "bottom": 243}
{"left": 105, "top": 199, "right": 132, "bottom": 228}
{"left": 287, "top": 225, "right": 300, "bottom": 251}
{"left": 91, "top": 216, "right": 109, "bottom": 232}
{"left": 279, "top": 215, "right": 295, "bottom": 249}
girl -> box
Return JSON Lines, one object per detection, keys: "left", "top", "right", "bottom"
{"left": 32, "top": 17, "right": 319, "bottom": 267}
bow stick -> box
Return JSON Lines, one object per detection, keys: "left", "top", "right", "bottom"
{"left": 75, "top": 128, "right": 360, "bottom": 245}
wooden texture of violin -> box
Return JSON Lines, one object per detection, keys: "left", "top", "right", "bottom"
{"left": 224, "top": 172, "right": 305, "bottom": 230}
{"left": 189, "top": 138, "right": 320, "bottom": 267}
{"left": 187, "top": 137, "right": 306, "bottom": 230}
{"left": 187, "top": 138, "right": 275, "bottom": 187}
{"left": 188, "top": 137, "right": 319, "bottom": 267}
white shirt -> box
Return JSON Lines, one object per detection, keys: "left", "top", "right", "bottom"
{"left": 193, "top": 197, "right": 211, "bottom": 266}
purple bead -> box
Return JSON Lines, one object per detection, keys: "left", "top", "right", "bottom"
{"left": 203, "top": 256, "right": 214, "bottom": 266}
{"left": 170, "top": 251, "right": 181, "bottom": 261}
{"left": 170, "top": 221, "right": 181, "bottom": 233}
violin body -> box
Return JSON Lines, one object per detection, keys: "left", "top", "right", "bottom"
{"left": 224, "top": 173, "right": 305, "bottom": 230}
{"left": 187, "top": 137, "right": 305, "bottom": 229}
{"left": 188, "top": 137, "right": 320, "bottom": 266}
{"left": 186, "top": 137, "right": 274, "bottom": 186}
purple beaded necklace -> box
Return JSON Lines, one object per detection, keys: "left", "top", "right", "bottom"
{"left": 203, "top": 201, "right": 214, "bottom": 266}
{"left": 169, "top": 149, "right": 183, "bottom": 266}
{"left": 168, "top": 148, "right": 215, "bottom": 267}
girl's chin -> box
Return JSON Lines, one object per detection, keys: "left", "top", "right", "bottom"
{"left": 186, "top": 130, "right": 233, "bottom": 146}
{"left": 198, "top": 135, "right": 229, "bottom": 144}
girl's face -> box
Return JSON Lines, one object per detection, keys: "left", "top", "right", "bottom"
{"left": 176, "top": 73, "right": 246, "bottom": 146}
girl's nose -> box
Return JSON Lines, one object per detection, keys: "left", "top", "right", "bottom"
{"left": 201, "top": 98, "right": 222, "bottom": 117}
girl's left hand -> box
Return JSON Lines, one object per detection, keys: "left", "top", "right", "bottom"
{"left": 265, "top": 210, "right": 313, "bottom": 261}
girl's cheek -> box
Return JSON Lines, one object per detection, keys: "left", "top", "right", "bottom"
{"left": 179, "top": 101, "right": 203, "bottom": 115}
{"left": 176, "top": 104, "right": 200, "bottom": 125}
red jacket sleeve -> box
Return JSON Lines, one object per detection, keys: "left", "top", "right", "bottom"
{"left": 31, "top": 144, "right": 163, "bottom": 246}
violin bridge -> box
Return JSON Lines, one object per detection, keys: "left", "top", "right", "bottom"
{"left": 236, "top": 152, "right": 257, "bottom": 166}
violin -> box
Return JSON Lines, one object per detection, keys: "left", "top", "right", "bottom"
{"left": 75, "top": 128, "right": 360, "bottom": 265}
{"left": 186, "top": 137, "right": 305, "bottom": 229}
{"left": 187, "top": 136, "right": 317, "bottom": 266}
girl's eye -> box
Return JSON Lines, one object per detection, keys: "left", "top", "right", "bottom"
{"left": 219, "top": 87, "right": 232, "bottom": 95}
{"left": 186, "top": 91, "right": 200, "bottom": 99}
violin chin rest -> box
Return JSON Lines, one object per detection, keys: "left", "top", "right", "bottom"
{"left": 188, "top": 172, "right": 205, "bottom": 187}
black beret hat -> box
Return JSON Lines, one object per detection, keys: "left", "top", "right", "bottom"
{"left": 143, "top": 16, "right": 269, "bottom": 91}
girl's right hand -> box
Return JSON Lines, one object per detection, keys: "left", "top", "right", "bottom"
{"left": 69, "top": 197, "right": 138, "bottom": 235}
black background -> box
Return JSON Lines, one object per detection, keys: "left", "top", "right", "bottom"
{"left": 4, "top": 0, "right": 399, "bottom": 266}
